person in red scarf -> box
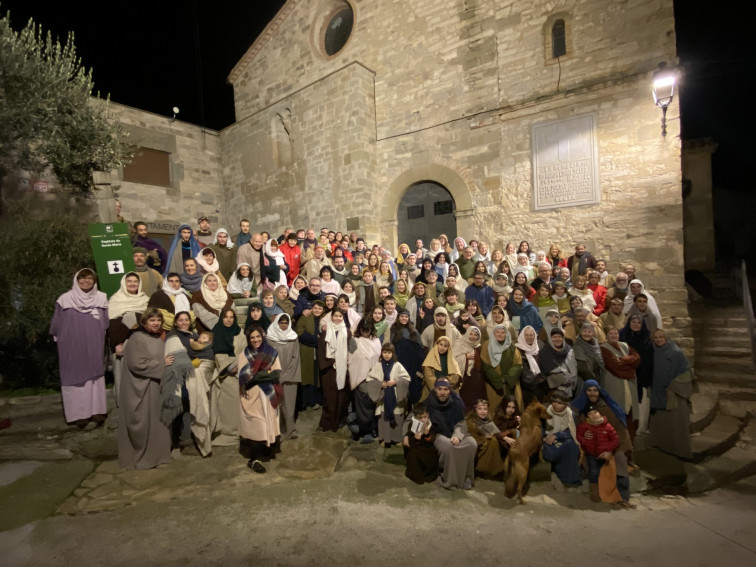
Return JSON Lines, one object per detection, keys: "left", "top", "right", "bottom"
{"left": 237, "top": 325, "right": 283, "bottom": 473}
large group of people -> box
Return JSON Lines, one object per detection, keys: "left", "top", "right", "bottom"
{"left": 51, "top": 218, "right": 694, "bottom": 505}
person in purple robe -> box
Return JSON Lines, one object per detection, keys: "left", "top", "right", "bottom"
{"left": 50, "top": 269, "right": 110, "bottom": 428}
{"left": 133, "top": 221, "right": 167, "bottom": 271}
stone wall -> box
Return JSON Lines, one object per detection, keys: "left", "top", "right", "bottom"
{"left": 220, "top": 62, "right": 378, "bottom": 239}
{"left": 99, "top": 103, "right": 224, "bottom": 232}
{"left": 682, "top": 138, "right": 717, "bottom": 271}
{"left": 223, "top": 0, "right": 687, "bottom": 344}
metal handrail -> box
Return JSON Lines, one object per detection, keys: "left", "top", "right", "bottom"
{"left": 734, "top": 259, "right": 756, "bottom": 368}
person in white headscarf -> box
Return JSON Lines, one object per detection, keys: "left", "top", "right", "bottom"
{"left": 266, "top": 313, "right": 302, "bottom": 440}
{"left": 623, "top": 279, "right": 662, "bottom": 328}
{"left": 318, "top": 310, "right": 350, "bottom": 432}
{"left": 147, "top": 271, "right": 193, "bottom": 330}
{"left": 263, "top": 238, "right": 289, "bottom": 289}
{"left": 208, "top": 227, "right": 236, "bottom": 281}
{"left": 107, "top": 272, "right": 150, "bottom": 407}
{"left": 50, "top": 269, "right": 109, "bottom": 427}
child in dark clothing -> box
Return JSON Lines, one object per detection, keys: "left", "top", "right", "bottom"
{"left": 403, "top": 404, "right": 438, "bottom": 484}
{"left": 577, "top": 405, "right": 619, "bottom": 502}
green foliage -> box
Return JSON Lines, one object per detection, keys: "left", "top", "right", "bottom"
{"left": 0, "top": 205, "right": 95, "bottom": 389}
{"left": 0, "top": 11, "right": 125, "bottom": 194}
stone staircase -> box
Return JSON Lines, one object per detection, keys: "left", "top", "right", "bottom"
{"left": 636, "top": 299, "right": 756, "bottom": 494}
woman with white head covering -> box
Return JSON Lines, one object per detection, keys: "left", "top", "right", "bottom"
{"left": 50, "top": 269, "right": 109, "bottom": 427}
{"left": 262, "top": 238, "right": 289, "bottom": 289}
{"left": 318, "top": 310, "right": 351, "bottom": 432}
{"left": 147, "top": 271, "right": 193, "bottom": 330}
{"left": 107, "top": 272, "right": 150, "bottom": 407}
{"left": 624, "top": 279, "right": 662, "bottom": 331}
{"left": 190, "top": 273, "right": 232, "bottom": 333}
{"left": 480, "top": 323, "right": 524, "bottom": 411}
{"left": 266, "top": 313, "right": 302, "bottom": 440}
{"left": 517, "top": 325, "right": 545, "bottom": 405}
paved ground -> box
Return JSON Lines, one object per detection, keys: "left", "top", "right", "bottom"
{"left": 1, "top": 404, "right": 756, "bottom": 566}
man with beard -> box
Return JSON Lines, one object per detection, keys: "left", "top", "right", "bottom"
{"left": 301, "top": 228, "right": 319, "bottom": 264}
{"left": 421, "top": 307, "right": 461, "bottom": 349}
{"left": 330, "top": 256, "right": 349, "bottom": 286}
{"left": 605, "top": 271, "right": 630, "bottom": 307}
{"left": 423, "top": 379, "right": 477, "bottom": 489}
{"left": 415, "top": 239, "right": 429, "bottom": 260}
{"left": 573, "top": 380, "right": 635, "bottom": 507}
{"left": 132, "top": 222, "right": 167, "bottom": 270}
{"left": 132, "top": 247, "right": 163, "bottom": 296}
{"left": 304, "top": 246, "right": 331, "bottom": 282}
{"left": 165, "top": 224, "right": 201, "bottom": 276}
{"left": 208, "top": 228, "right": 236, "bottom": 281}
{"left": 294, "top": 278, "right": 326, "bottom": 320}
{"left": 236, "top": 233, "right": 265, "bottom": 291}
{"left": 195, "top": 216, "right": 213, "bottom": 247}
{"left": 567, "top": 244, "right": 597, "bottom": 279}
{"left": 600, "top": 297, "right": 627, "bottom": 330}
{"left": 232, "top": 219, "right": 252, "bottom": 247}
{"left": 404, "top": 253, "right": 420, "bottom": 283}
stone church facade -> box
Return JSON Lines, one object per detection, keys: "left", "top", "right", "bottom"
{"left": 107, "top": 0, "right": 690, "bottom": 344}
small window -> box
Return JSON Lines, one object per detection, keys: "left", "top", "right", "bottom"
{"left": 123, "top": 147, "right": 170, "bottom": 187}
{"left": 407, "top": 205, "right": 424, "bottom": 220}
{"left": 434, "top": 200, "right": 453, "bottom": 216}
{"left": 324, "top": 6, "right": 354, "bottom": 56}
{"left": 552, "top": 19, "right": 566, "bottom": 58}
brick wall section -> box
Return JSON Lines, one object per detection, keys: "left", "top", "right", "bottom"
{"left": 220, "top": 63, "right": 377, "bottom": 238}
{"left": 104, "top": 103, "right": 224, "bottom": 228}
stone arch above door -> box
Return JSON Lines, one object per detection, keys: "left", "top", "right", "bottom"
{"left": 380, "top": 163, "right": 474, "bottom": 251}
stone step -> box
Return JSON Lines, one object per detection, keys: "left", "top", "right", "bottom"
{"left": 696, "top": 358, "right": 756, "bottom": 373}
{"left": 690, "top": 414, "right": 743, "bottom": 461}
{"left": 693, "top": 335, "right": 754, "bottom": 347}
{"left": 695, "top": 373, "right": 756, "bottom": 391}
{"left": 692, "top": 316, "right": 748, "bottom": 327}
{"left": 690, "top": 392, "right": 718, "bottom": 433}
{"left": 697, "top": 346, "right": 754, "bottom": 358}
{"left": 692, "top": 327, "right": 753, "bottom": 338}
{"left": 688, "top": 417, "right": 756, "bottom": 492}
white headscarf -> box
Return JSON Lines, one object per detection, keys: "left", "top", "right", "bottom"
{"left": 228, "top": 263, "right": 254, "bottom": 295}
{"left": 547, "top": 403, "right": 577, "bottom": 444}
{"left": 161, "top": 277, "right": 191, "bottom": 314}
{"left": 213, "top": 228, "right": 234, "bottom": 249}
{"left": 623, "top": 279, "right": 661, "bottom": 321}
{"left": 266, "top": 313, "right": 297, "bottom": 342}
{"left": 516, "top": 325, "right": 541, "bottom": 375}
{"left": 199, "top": 273, "right": 229, "bottom": 312}
{"left": 325, "top": 318, "right": 348, "bottom": 390}
{"left": 56, "top": 269, "right": 108, "bottom": 319}
{"left": 108, "top": 272, "right": 149, "bottom": 319}
{"left": 487, "top": 323, "right": 512, "bottom": 366}
{"left": 195, "top": 248, "right": 220, "bottom": 273}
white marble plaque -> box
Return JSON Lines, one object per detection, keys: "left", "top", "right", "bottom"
{"left": 531, "top": 113, "right": 600, "bottom": 210}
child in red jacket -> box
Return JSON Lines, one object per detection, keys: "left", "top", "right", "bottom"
{"left": 577, "top": 405, "right": 619, "bottom": 502}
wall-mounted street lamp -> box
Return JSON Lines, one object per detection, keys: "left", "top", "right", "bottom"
{"left": 652, "top": 63, "right": 677, "bottom": 137}
{"left": 171, "top": 106, "right": 180, "bottom": 123}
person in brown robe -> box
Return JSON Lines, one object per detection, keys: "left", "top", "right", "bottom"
{"left": 117, "top": 309, "right": 172, "bottom": 470}
{"left": 318, "top": 311, "right": 352, "bottom": 432}
{"left": 465, "top": 399, "right": 505, "bottom": 479}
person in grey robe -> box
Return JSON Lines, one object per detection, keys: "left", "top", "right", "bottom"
{"left": 423, "top": 378, "right": 477, "bottom": 489}
{"left": 117, "top": 308, "right": 172, "bottom": 470}
{"left": 267, "top": 314, "right": 302, "bottom": 440}
{"left": 649, "top": 329, "right": 694, "bottom": 459}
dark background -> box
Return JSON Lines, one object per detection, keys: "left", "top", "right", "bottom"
{"left": 3, "top": 0, "right": 751, "bottom": 262}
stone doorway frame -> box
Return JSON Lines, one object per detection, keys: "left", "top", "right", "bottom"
{"left": 380, "top": 163, "right": 474, "bottom": 250}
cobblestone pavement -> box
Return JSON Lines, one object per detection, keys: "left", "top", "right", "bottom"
{"left": 1, "top": 402, "right": 756, "bottom": 566}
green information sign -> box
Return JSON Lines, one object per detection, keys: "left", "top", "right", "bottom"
{"left": 88, "top": 223, "right": 135, "bottom": 297}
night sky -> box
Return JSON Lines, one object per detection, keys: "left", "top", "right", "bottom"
{"left": 3, "top": 1, "right": 751, "bottom": 256}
